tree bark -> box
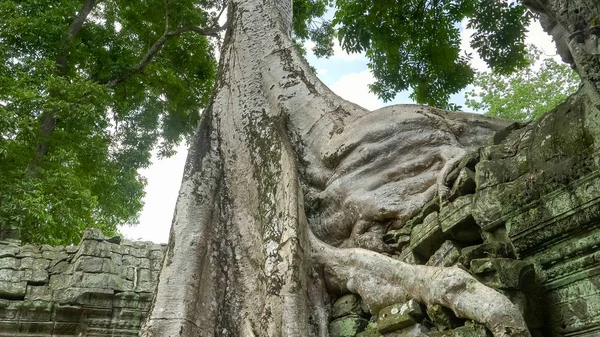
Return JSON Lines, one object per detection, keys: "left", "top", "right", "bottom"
{"left": 140, "top": 1, "right": 531, "bottom": 336}
{"left": 524, "top": 0, "right": 600, "bottom": 98}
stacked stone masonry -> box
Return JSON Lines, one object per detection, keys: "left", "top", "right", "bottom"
{"left": 4, "top": 91, "right": 600, "bottom": 336}
{"left": 0, "top": 229, "right": 165, "bottom": 337}
{"left": 327, "top": 89, "right": 600, "bottom": 337}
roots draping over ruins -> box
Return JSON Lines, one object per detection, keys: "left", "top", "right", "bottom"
{"left": 138, "top": 0, "right": 599, "bottom": 336}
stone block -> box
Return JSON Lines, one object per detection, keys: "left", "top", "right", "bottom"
{"left": 49, "top": 272, "right": 82, "bottom": 289}
{"left": 83, "top": 228, "right": 108, "bottom": 241}
{"left": 0, "top": 257, "right": 19, "bottom": 269}
{"left": 65, "top": 244, "right": 79, "bottom": 254}
{"left": 439, "top": 195, "right": 480, "bottom": 244}
{"left": 332, "top": 294, "right": 364, "bottom": 319}
{"left": 42, "top": 250, "right": 69, "bottom": 263}
{"left": 0, "top": 246, "right": 19, "bottom": 258}
{"left": 356, "top": 322, "right": 382, "bottom": 337}
{"left": 80, "top": 272, "right": 133, "bottom": 292}
{"left": 426, "top": 323, "right": 487, "bottom": 337}
{"left": 0, "top": 281, "right": 26, "bottom": 299}
{"left": 470, "top": 258, "right": 534, "bottom": 290}
{"left": 410, "top": 212, "right": 444, "bottom": 258}
{"left": 329, "top": 315, "right": 368, "bottom": 337}
{"left": 458, "top": 242, "right": 515, "bottom": 267}
{"left": 113, "top": 292, "right": 140, "bottom": 308}
{"left": 54, "top": 304, "right": 83, "bottom": 322}
{"left": 17, "top": 300, "right": 53, "bottom": 321}
{"left": 25, "top": 285, "right": 53, "bottom": 301}
{"left": 112, "top": 307, "right": 144, "bottom": 329}
{"left": 426, "top": 240, "right": 462, "bottom": 267}
{"left": 55, "top": 287, "right": 114, "bottom": 307}
{"left": 49, "top": 260, "right": 72, "bottom": 274}
{"left": 74, "top": 256, "right": 106, "bottom": 273}
{"left": 451, "top": 167, "right": 476, "bottom": 197}
{"left": 377, "top": 299, "right": 422, "bottom": 333}
{"left": 426, "top": 304, "right": 459, "bottom": 331}
{"left": 20, "top": 256, "right": 49, "bottom": 270}
{"left": 16, "top": 322, "right": 54, "bottom": 334}
{"left": 22, "top": 268, "right": 49, "bottom": 284}
{"left": 384, "top": 323, "right": 428, "bottom": 337}
{"left": 0, "top": 299, "right": 22, "bottom": 319}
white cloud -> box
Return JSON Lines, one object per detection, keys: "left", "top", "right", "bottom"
{"left": 330, "top": 70, "right": 382, "bottom": 111}
{"left": 119, "top": 143, "right": 188, "bottom": 243}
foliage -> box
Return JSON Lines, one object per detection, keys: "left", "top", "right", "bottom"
{"left": 0, "top": 0, "right": 218, "bottom": 244}
{"left": 465, "top": 45, "right": 580, "bottom": 121}
{"left": 293, "top": 0, "right": 533, "bottom": 109}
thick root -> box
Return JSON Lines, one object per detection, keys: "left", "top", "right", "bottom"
{"left": 309, "top": 233, "right": 530, "bottom": 337}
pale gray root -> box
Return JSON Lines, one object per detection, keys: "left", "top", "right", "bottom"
{"left": 310, "top": 232, "right": 531, "bottom": 337}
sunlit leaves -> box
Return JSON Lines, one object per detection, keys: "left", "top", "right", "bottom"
{"left": 0, "top": 0, "right": 217, "bottom": 244}
{"left": 465, "top": 45, "right": 580, "bottom": 121}
{"left": 294, "top": 0, "right": 534, "bottom": 109}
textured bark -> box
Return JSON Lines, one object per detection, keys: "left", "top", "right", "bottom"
{"left": 524, "top": 0, "right": 600, "bottom": 97}
{"left": 140, "top": 1, "right": 530, "bottom": 336}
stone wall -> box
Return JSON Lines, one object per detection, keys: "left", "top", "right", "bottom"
{"left": 328, "top": 89, "right": 600, "bottom": 337}
{"left": 3, "top": 90, "right": 600, "bottom": 336}
{"left": 0, "top": 229, "right": 165, "bottom": 337}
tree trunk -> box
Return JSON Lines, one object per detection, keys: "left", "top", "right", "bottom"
{"left": 140, "top": 1, "right": 531, "bottom": 336}
{"left": 524, "top": 0, "right": 600, "bottom": 99}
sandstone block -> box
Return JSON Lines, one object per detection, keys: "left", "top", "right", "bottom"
{"left": 329, "top": 315, "right": 369, "bottom": 337}
{"left": 377, "top": 299, "right": 422, "bottom": 333}
{"left": 332, "top": 294, "right": 364, "bottom": 319}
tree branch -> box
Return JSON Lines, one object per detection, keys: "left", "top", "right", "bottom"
{"left": 56, "top": 0, "right": 101, "bottom": 75}
{"left": 105, "top": 23, "right": 227, "bottom": 89}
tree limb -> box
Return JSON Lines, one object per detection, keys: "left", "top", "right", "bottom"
{"left": 105, "top": 23, "right": 227, "bottom": 89}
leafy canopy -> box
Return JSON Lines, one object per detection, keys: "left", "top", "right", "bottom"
{"left": 0, "top": 0, "right": 218, "bottom": 244}
{"left": 293, "top": 0, "right": 533, "bottom": 109}
{"left": 465, "top": 45, "right": 580, "bottom": 121}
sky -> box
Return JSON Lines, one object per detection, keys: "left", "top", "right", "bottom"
{"left": 119, "top": 18, "right": 560, "bottom": 243}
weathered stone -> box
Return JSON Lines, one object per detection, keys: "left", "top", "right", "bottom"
{"left": 384, "top": 323, "right": 428, "bottom": 337}
{"left": 22, "top": 267, "right": 49, "bottom": 284}
{"left": 398, "top": 247, "right": 425, "bottom": 265}
{"left": 0, "top": 269, "right": 23, "bottom": 282}
{"left": 426, "top": 240, "right": 462, "bottom": 267}
{"left": 82, "top": 228, "right": 108, "bottom": 241}
{"left": 80, "top": 272, "right": 133, "bottom": 291}
{"left": 470, "top": 258, "right": 535, "bottom": 290}
{"left": 0, "top": 281, "right": 27, "bottom": 299}
{"left": 25, "top": 286, "right": 53, "bottom": 301}
{"left": 427, "top": 304, "right": 459, "bottom": 331}
{"left": 439, "top": 195, "right": 480, "bottom": 244}
{"left": 20, "top": 256, "right": 49, "bottom": 270}
{"left": 377, "top": 299, "right": 422, "bottom": 333}
{"left": 332, "top": 294, "right": 364, "bottom": 319}
{"left": 0, "top": 257, "right": 20, "bottom": 269}
{"left": 458, "top": 242, "right": 515, "bottom": 267}
{"left": 451, "top": 167, "right": 476, "bottom": 198}
{"left": 42, "top": 250, "right": 69, "bottom": 262}
{"left": 410, "top": 212, "right": 444, "bottom": 258}
{"left": 0, "top": 246, "right": 19, "bottom": 258}
{"left": 18, "top": 245, "right": 41, "bottom": 257}
{"left": 356, "top": 322, "right": 382, "bottom": 337}
{"left": 426, "top": 323, "right": 487, "bottom": 337}
{"left": 329, "top": 315, "right": 369, "bottom": 337}
{"left": 73, "top": 256, "right": 106, "bottom": 273}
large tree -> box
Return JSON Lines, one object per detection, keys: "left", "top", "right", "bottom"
{"left": 138, "top": 0, "right": 600, "bottom": 336}
{"left": 0, "top": 0, "right": 223, "bottom": 244}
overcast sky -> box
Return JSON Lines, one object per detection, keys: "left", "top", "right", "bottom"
{"left": 119, "top": 19, "right": 559, "bottom": 243}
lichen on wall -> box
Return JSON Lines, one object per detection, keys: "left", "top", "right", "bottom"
{"left": 0, "top": 229, "right": 165, "bottom": 337}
